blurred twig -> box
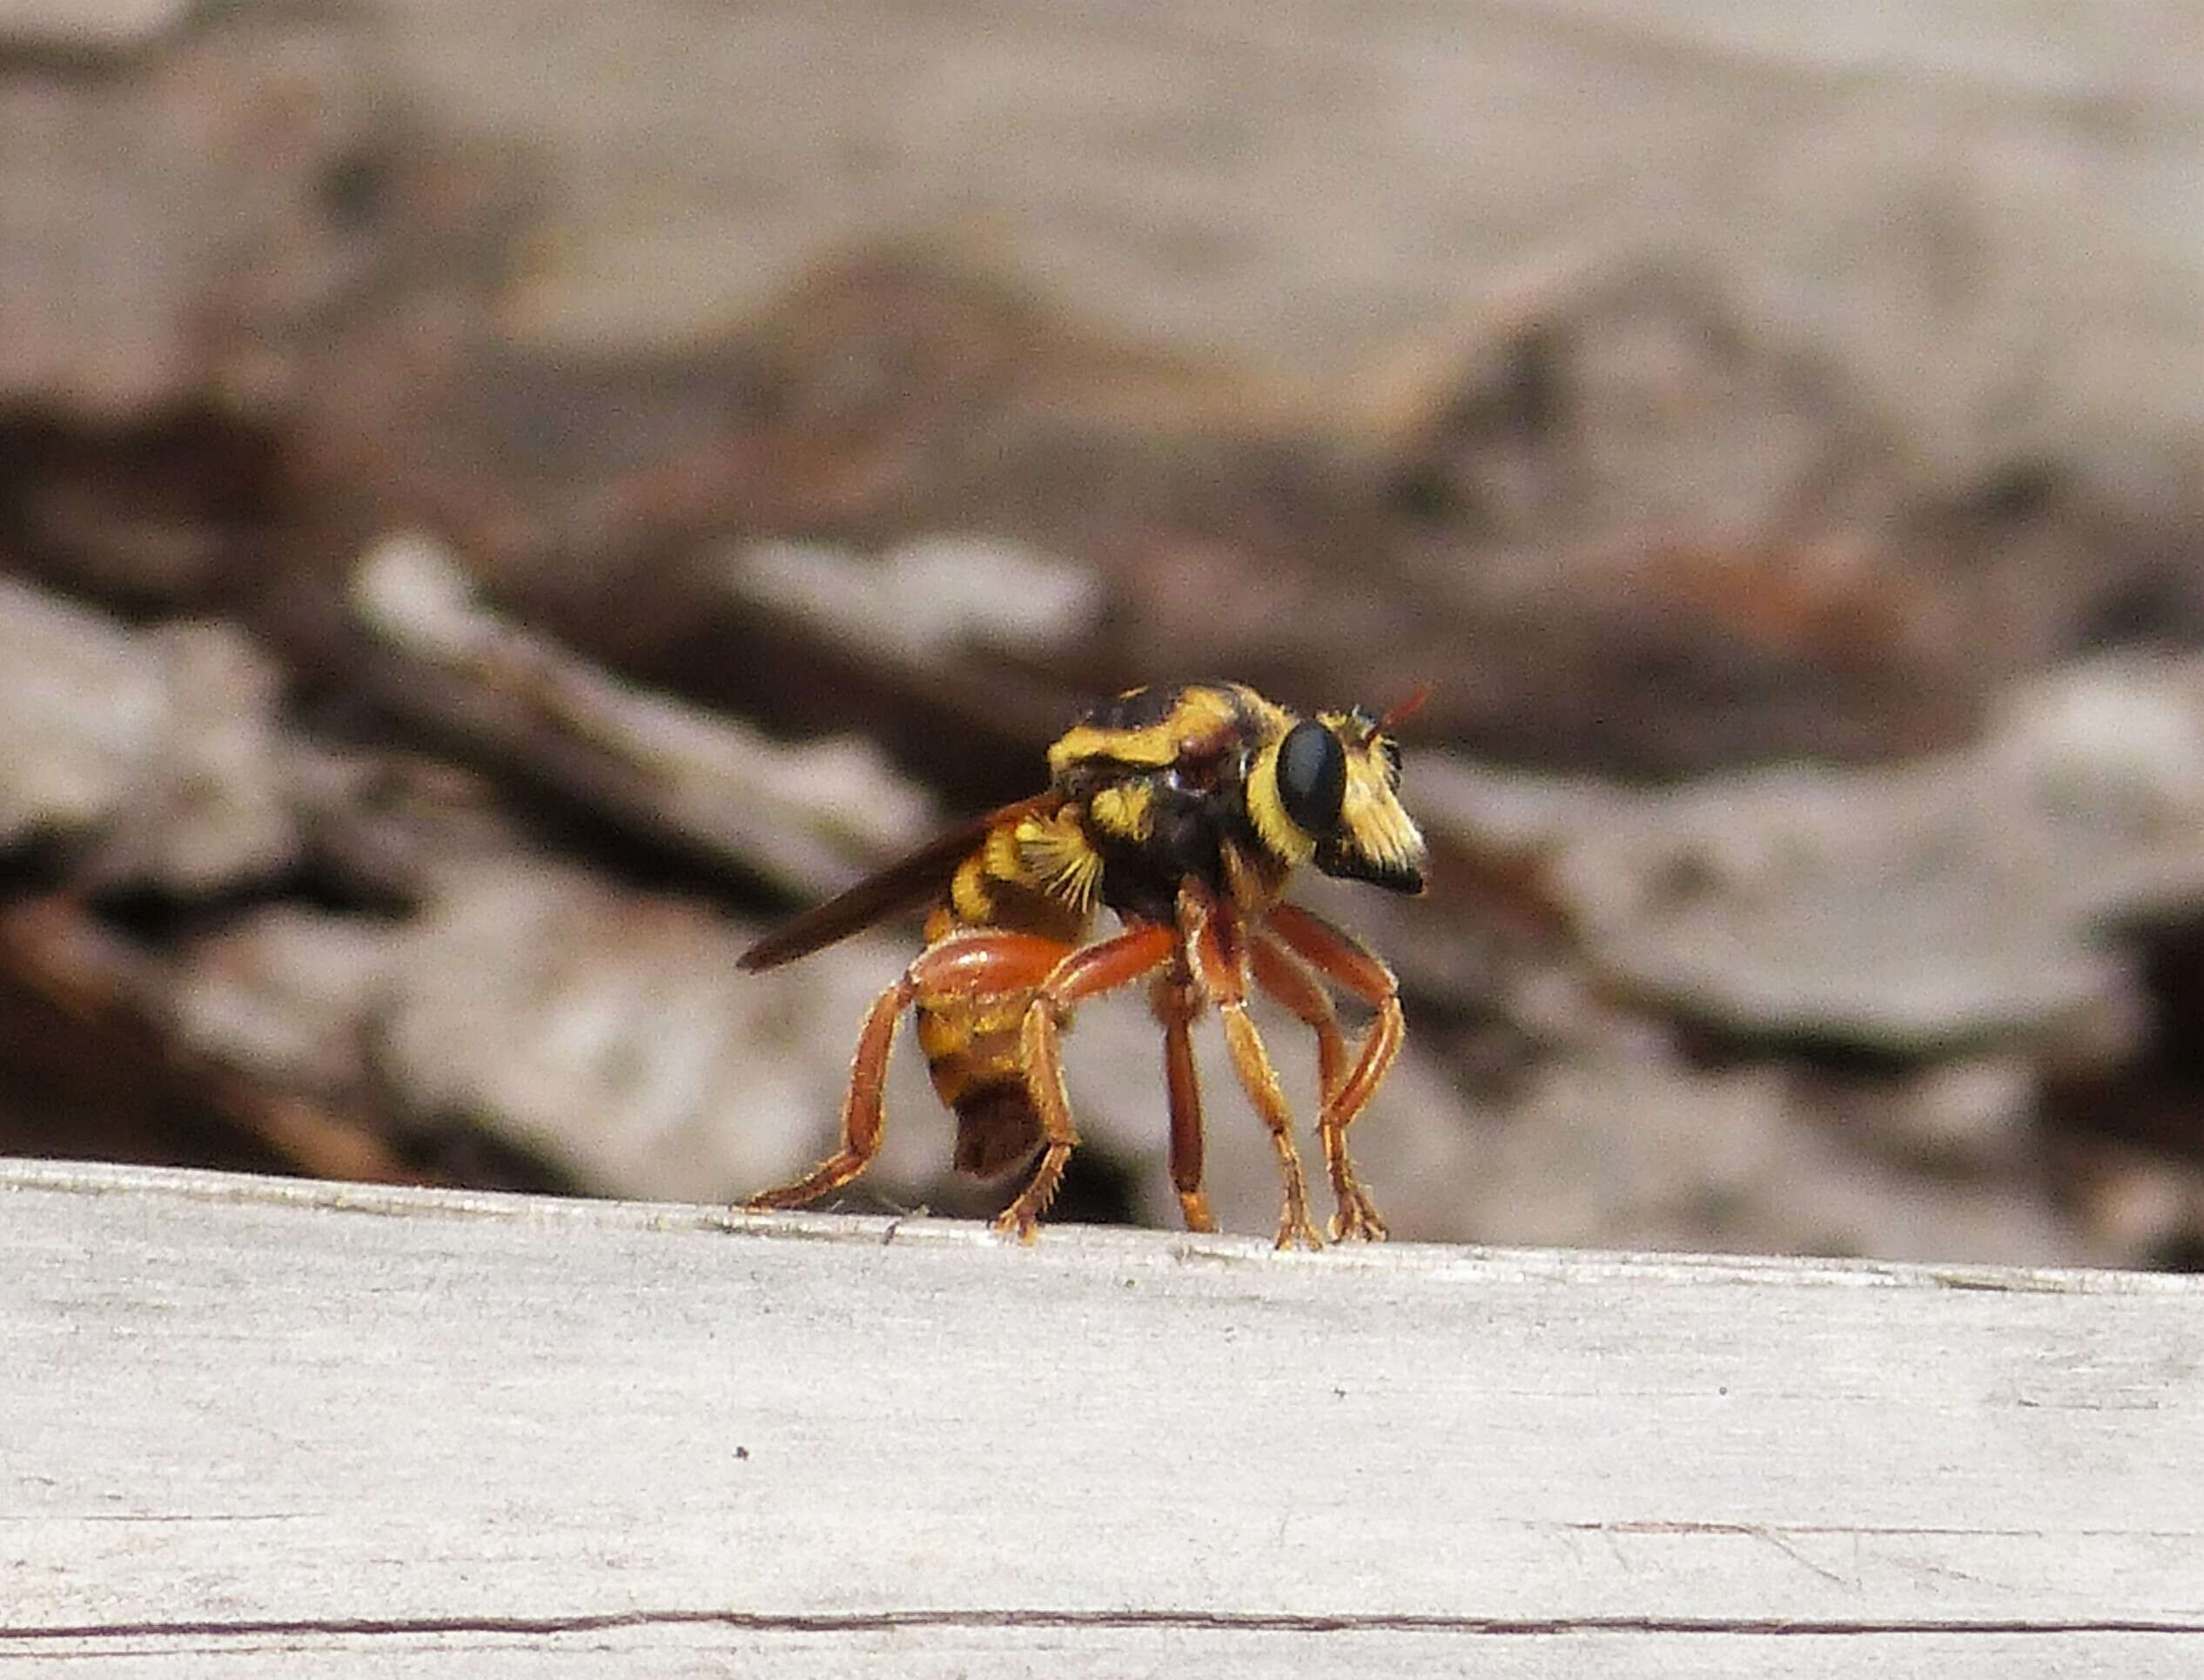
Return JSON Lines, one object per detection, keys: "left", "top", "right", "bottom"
{"left": 0, "top": 895, "right": 413, "bottom": 1184}
{"left": 344, "top": 533, "right": 937, "bottom": 898}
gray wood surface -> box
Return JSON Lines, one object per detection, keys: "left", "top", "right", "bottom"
{"left": 5, "top": 1156, "right": 2202, "bottom": 1676}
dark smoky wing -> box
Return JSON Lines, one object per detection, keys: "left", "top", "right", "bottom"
{"left": 736, "top": 795, "right": 1060, "bottom": 971}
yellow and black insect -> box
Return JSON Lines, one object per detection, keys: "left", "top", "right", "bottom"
{"left": 739, "top": 680, "right": 1430, "bottom": 1247}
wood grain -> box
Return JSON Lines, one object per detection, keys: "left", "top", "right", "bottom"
{"left": 5, "top": 1157, "right": 2201, "bottom": 1675}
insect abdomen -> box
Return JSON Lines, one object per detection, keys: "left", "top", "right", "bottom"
{"left": 915, "top": 819, "right": 1092, "bottom": 1179}
{"left": 917, "top": 996, "right": 1044, "bottom": 1178}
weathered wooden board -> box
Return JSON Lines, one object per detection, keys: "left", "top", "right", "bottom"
{"left": 4, "top": 1157, "right": 2202, "bottom": 1676}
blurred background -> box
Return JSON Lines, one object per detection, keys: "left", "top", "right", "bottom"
{"left": 5, "top": 0, "right": 2204, "bottom": 1263}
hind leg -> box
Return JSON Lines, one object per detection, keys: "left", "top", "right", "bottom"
{"left": 1001, "top": 922, "right": 1182, "bottom": 1240}
{"left": 745, "top": 931, "right": 1070, "bottom": 1214}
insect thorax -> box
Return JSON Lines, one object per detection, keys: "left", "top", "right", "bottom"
{"left": 1046, "top": 684, "right": 1300, "bottom": 924}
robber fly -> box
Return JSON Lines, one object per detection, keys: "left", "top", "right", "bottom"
{"left": 738, "top": 681, "right": 1429, "bottom": 1247}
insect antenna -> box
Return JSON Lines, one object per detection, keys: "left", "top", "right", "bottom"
{"left": 1377, "top": 682, "right": 1435, "bottom": 732}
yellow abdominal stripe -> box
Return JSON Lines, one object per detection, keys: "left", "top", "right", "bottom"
{"left": 984, "top": 823, "right": 1025, "bottom": 880}
{"left": 915, "top": 1004, "right": 969, "bottom": 1065}
{"left": 950, "top": 854, "right": 995, "bottom": 922}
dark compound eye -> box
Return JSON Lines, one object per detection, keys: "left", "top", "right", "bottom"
{"left": 1277, "top": 720, "right": 1347, "bottom": 837}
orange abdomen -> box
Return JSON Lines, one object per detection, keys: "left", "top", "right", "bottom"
{"left": 914, "top": 830, "right": 1092, "bottom": 1179}
{"left": 917, "top": 996, "right": 1045, "bottom": 1181}
{"left": 917, "top": 995, "right": 1045, "bottom": 1179}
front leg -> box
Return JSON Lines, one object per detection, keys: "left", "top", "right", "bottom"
{"left": 1181, "top": 887, "right": 1322, "bottom": 1251}
{"left": 1248, "top": 934, "right": 1350, "bottom": 1113}
{"left": 1262, "top": 904, "right": 1404, "bottom": 1242}
{"left": 1250, "top": 929, "right": 1380, "bottom": 1240}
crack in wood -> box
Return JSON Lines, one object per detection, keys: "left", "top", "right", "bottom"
{"left": 8, "top": 1611, "right": 2204, "bottom": 1643}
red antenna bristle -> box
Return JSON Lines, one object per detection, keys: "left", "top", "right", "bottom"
{"left": 1377, "top": 682, "right": 1434, "bottom": 732}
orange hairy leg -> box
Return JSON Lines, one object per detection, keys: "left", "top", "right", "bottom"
{"left": 1183, "top": 887, "right": 1323, "bottom": 1251}
{"left": 1248, "top": 933, "right": 1351, "bottom": 1111}
{"left": 1149, "top": 958, "right": 1216, "bottom": 1233}
{"left": 745, "top": 931, "right": 1072, "bottom": 1214}
{"left": 1004, "top": 922, "right": 1182, "bottom": 1240}
{"left": 1262, "top": 903, "right": 1403, "bottom": 1240}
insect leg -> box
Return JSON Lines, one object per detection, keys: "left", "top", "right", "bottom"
{"left": 1248, "top": 933, "right": 1350, "bottom": 1109}
{"left": 1183, "top": 890, "right": 1323, "bottom": 1251}
{"left": 1150, "top": 954, "right": 1215, "bottom": 1233}
{"left": 1261, "top": 903, "right": 1402, "bottom": 1241}
{"left": 744, "top": 931, "right": 1069, "bottom": 1217}
{"left": 1001, "top": 922, "right": 1181, "bottom": 1241}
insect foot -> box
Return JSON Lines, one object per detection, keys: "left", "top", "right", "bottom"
{"left": 1273, "top": 1200, "right": 1326, "bottom": 1252}
{"left": 1327, "top": 1179, "right": 1389, "bottom": 1243}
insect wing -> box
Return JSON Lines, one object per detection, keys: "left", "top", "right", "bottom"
{"left": 736, "top": 794, "right": 1061, "bottom": 971}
